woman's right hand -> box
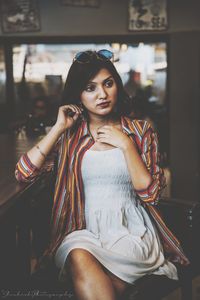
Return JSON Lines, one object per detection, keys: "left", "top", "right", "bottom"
{"left": 54, "top": 104, "right": 83, "bottom": 133}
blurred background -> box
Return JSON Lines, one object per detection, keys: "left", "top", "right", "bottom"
{"left": 0, "top": 0, "right": 199, "bottom": 202}
{"left": 0, "top": 1, "right": 199, "bottom": 298}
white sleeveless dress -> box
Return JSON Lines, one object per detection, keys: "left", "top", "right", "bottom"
{"left": 55, "top": 148, "right": 178, "bottom": 284}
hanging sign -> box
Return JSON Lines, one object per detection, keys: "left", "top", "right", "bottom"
{"left": 128, "top": 0, "right": 167, "bottom": 31}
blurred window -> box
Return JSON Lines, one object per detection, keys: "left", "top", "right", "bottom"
{"left": 12, "top": 43, "right": 167, "bottom": 109}
{"left": 12, "top": 43, "right": 168, "bottom": 160}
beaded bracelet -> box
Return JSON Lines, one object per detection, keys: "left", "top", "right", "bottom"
{"left": 36, "top": 145, "right": 46, "bottom": 158}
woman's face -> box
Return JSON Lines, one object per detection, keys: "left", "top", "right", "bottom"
{"left": 80, "top": 68, "right": 118, "bottom": 119}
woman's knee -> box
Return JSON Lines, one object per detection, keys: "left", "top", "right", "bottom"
{"left": 67, "top": 248, "right": 96, "bottom": 278}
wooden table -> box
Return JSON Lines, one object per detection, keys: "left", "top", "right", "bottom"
{"left": 0, "top": 131, "right": 51, "bottom": 287}
{"left": 0, "top": 132, "right": 40, "bottom": 214}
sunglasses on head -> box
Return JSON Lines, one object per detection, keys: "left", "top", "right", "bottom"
{"left": 73, "top": 49, "right": 113, "bottom": 64}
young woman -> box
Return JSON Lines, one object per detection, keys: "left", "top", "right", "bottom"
{"left": 15, "top": 49, "right": 189, "bottom": 300}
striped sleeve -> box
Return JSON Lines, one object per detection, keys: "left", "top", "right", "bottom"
{"left": 135, "top": 122, "right": 166, "bottom": 205}
{"left": 15, "top": 153, "right": 40, "bottom": 183}
{"left": 15, "top": 136, "right": 62, "bottom": 183}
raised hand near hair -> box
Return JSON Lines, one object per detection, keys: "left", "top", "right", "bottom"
{"left": 55, "top": 105, "right": 83, "bottom": 133}
{"left": 23, "top": 104, "right": 83, "bottom": 169}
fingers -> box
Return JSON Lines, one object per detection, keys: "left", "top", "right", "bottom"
{"left": 96, "top": 130, "right": 107, "bottom": 142}
{"left": 72, "top": 112, "right": 80, "bottom": 122}
{"left": 97, "top": 126, "right": 108, "bottom": 133}
{"left": 96, "top": 126, "right": 113, "bottom": 142}
{"left": 96, "top": 125, "right": 123, "bottom": 147}
{"left": 70, "top": 104, "right": 83, "bottom": 114}
{"left": 96, "top": 131, "right": 105, "bottom": 138}
{"left": 96, "top": 125, "right": 111, "bottom": 136}
{"left": 61, "top": 104, "right": 83, "bottom": 118}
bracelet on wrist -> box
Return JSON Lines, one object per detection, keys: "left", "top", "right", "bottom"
{"left": 36, "top": 145, "right": 46, "bottom": 158}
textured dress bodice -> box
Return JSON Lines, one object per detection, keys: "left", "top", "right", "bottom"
{"left": 82, "top": 147, "right": 147, "bottom": 248}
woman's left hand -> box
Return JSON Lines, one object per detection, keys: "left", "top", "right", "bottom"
{"left": 96, "top": 125, "right": 131, "bottom": 150}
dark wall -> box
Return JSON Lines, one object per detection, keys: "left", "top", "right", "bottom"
{"left": 169, "top": 32, "right": 200, "bottom": 200}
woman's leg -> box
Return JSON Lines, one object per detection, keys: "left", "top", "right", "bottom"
{"left": 103, "top": 268, "right": 130, "bottom": 299}
{"left": 66, "top": 248, "right": 117, "bottom": 300}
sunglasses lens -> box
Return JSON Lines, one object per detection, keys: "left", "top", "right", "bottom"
{"left": 75, "top": 52, "right": 90, "bottom": 63}
{"left": 98, "top": 49, "right": 113, "bottom": 60}
{"left": 74, "top": 49, "right": 113, "bottom": 63}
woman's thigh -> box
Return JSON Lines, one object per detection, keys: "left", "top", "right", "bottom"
{"left": 66, "top": 248, "right": 108, "bottom": 278}
{"left": 65, "top": 248, "right": 130, "bottom": 295}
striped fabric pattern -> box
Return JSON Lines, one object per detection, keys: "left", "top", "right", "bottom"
{"left": 15, "top": 116, "right": 189, "bottom": 266}
{"left": 122, "top": 117, "right": 166, "bottom": 205}
{"left": 15, "top": 153, "right": 39, "bottom": 182}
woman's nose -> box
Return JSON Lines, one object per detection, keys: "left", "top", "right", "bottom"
{"left": 98, "top": 86, "right": 107, "bottom": 98}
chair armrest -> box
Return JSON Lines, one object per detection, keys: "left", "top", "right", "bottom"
{"left": 157, "top": 197, "right": 200, "bottom": 262}
{"left": 158, "top": 197, "right": 200, "bottom": 228}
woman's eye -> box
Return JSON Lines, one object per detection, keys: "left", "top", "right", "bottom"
{"left": 105, "top": 80, "right": 114, "bottom": 87}
{"left": 85, "top": 84, "right": 96, "bottom": 92}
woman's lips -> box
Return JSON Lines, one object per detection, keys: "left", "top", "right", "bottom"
{"left": 97, "top": 101, "right": 110, "bottom": 108}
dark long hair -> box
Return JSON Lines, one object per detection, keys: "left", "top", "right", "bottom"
{"left": 61, "top": 51, "right": 131, "bottom": 117}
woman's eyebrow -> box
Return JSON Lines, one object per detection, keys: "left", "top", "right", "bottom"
{"left": 103, "top": 76, "right": 113, "bottom": 83}
{"left": 88, "top": 76, "right": 113, "bottom": 84}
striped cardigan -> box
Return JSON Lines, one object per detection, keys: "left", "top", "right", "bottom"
{"left": 15, "top": 116, "right": 189, "bottom": 267}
